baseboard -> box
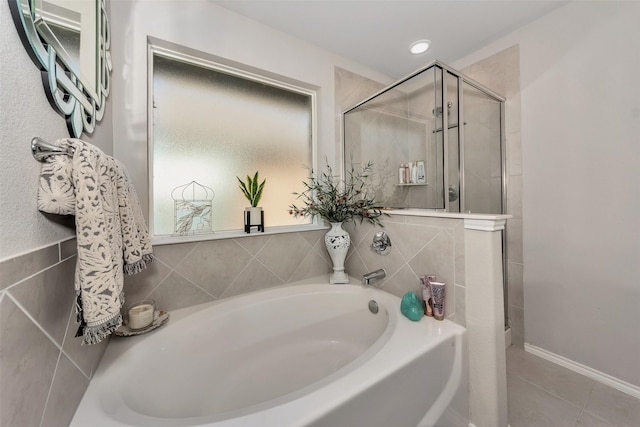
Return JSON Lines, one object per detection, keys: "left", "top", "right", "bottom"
{"left": 525, "top": 343, "right": 640, "bottom": 400}
{"left": 468, "top": 424, "right": 509, "bottom": 427}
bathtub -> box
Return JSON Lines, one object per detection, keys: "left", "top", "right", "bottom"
{"left": 71, "top": 282, "right": 468, "bottom": 427}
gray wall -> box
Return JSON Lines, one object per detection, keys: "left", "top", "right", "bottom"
{"left": 454, "top": 1, "right": 640, "bottom": 390}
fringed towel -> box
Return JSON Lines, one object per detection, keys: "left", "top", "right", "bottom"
{"left": 37, "top": 138, "right": 153, "bottom": 344}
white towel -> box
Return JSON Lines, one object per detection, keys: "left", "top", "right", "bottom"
{"left": 38, "top": 138, "right": 153, "bottom": 344}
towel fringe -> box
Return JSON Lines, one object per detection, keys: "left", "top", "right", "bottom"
{"left": 75, "top": 291, "right": 125, "bottom": 345}
{"left": 81, "top": 313, "right": 123, "bottom": 345}
{"left": 124, "top": 253, "right": 154, "bottom": 275}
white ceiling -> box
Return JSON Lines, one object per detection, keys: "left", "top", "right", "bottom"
{"left": 213, "top": 0, "right": 568, "bottom": 78}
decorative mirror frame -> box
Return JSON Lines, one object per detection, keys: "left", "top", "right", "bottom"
{"left": 8, "top": 0, "right": 112, "bottom": 137}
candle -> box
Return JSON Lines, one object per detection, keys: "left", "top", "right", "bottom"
{"left": 128, "top": 300, "right": 155, "bottom": 330}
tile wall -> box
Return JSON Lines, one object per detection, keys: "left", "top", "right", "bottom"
{"left": 343, "top": 216, "right": 466, "bottom": 326}
{"left": 120, "top": 230, "right": 333, "bottom": 314}
{"left": 460, "top": 45, "right": 524, "bottom": 347}
{"left": 0, "top": 238, "right": 108, "bottom": 427}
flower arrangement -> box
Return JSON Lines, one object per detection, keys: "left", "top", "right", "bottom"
{"left": 236, "top": 171, "right": 266, "bottom": 207}
{"left": 289, "top": 160, "right": 387, "bottom": 227}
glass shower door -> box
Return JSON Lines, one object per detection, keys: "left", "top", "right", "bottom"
{"left": 445, "top": 71, "right": 461, "bottom": 213}
{"left": 461, "top": 82, "right": 503, "bottom": 213}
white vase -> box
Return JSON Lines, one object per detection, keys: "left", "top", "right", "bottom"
{"left": 245, "top": 207, "right": 263, "bottom": 226}
{"left": 325, "top": 222, "right": 350, "bottom": 284}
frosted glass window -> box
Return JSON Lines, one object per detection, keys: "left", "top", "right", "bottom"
{"left": 151, "top": 53, "right": 313, "bottom": 237}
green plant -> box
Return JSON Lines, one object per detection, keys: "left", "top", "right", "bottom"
{"left": 289, "top": 160, "right": 387, "bottom": 227}
{"left": 237, "top": 171, "right": 266, "bottom": 207}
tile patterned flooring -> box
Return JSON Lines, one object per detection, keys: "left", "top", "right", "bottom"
{"left": 507, "top": 346, "right": 640, "bottom": 427}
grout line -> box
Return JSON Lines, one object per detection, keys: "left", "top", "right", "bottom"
{"left": 0, "top": 241, "right": 59, "bottom": 263}
{"left": 3, "top": 257, "right": 69, "bottom": 292}
{"left": 287, "top": 245, "right": 318, "bottom": 283}
{"left": 219, "top": 250, "right": 259, "bottom": 299}
{"left": 137, "top": 257, "right": 176, "bottom": 300}
{"left": 167, "top": 240, "right": 201, "bottom": 271}
{"left": 38, "top": 350, "right": 62, "bottom": 427}
{"left": 4, "top": 291, "right": 91, "bottom": 379}
{"left": 147, "top": 258, "right": 218, "bottom": 301}
{"left": 5, "top": 292, "right": 64, "bottom": 352}
{"left": 58, "top": 300, "right": 84, "bottom": 375}
{"left": 508, "top": 371, "right": 584, "bottom": 413}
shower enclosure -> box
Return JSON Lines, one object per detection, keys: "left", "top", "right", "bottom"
{"left": 342, "top": 60, "right": 508, "bottom": 326}
{"left": 342, "top": 60, "right": 505, "bottom": 214}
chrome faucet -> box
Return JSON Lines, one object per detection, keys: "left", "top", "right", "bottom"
{"left": 362, "top": 268, "right": 386, "bottom": 285}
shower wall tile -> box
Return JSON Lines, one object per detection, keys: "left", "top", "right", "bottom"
{"left": 0, "top": 295, "right": 59, "bottom": 427}
{"left": 41, "top": 353, "right": 90, "bottom": 427}
{"left": 299, "top": 229, "right": 326, "bottom": 247}
{"left": 381, "top": 220, "right": 441, "bottom": 262}
{"left": 0, "top": 243, "right": 59, "bottom": 290}
{"left": 289, "top": 250, "right": 332, "bottom": 283}
{"left": 455, "top": 284, "right": 466, "bottom": 327}
{"left": 122, "top": 230, "right": 334, "bottom": 313}
{"left": 381, "top": 264, "right": 422, "bottom": 298}
{"left": 509, "top": 306, "right": 525, "bottom": 348}
{"left": 62, "top": 305, "right": 110, "bottom": 378}
{"left": 506, "top": 92, "right": 522, "bottom": 134}
{"left": 351, "top": 224, "right": 407, "bottom": 283}
{"left": 152, "top": 241, "right": 196, "bottom": 267}
{"left": 409, "top": 231, "right": 456, "bottom": 317}
{"left": 408, "top": 230, "right": 455, "bottom": 286}
{"left": 507, "top": 219, "right": 523, "bottom": 264}
{"left": 8, "top": 257, "right": 76, "bottom": 346}
{"left": 347, "top": 221, "right": 374, "bottom": 248}
{"left": 174, "top": 239, "right": 253, "bottom": 297}
{"left": 256, "top": 233, "right": 313, "bottom": 282}
{"left": 122, "top": 257, "right": 173, "bottom": 310}
{"left": 313, "top": 237, "right": 333, "bottom": 266}
{"left": 222, "top": 259, "right": 284, "bottom": 298}
{"left": 508, "top": 261, "right": 525, "bottom": 309}
{"left": 507, "top": 130, "right": 523, "bottom": 176}
{"left": 344, "top": 215, "right": 464, "bottom": 323}
{"left": 454, "top": 222, "right": 466, "bottom": 286}
{"left": 235, "top": 234, "right": 271, "bottom": 256}
{"left": 342, "top": 250, "right": 367, "bottom": 281}
{"left": 60, "top": 237, "right": 77, "bottom": 260}
{"left": 508, "top": 174, "right": 523, "bottom": 219}
{"left": 148, "top": 271, "right": 216, "bottom": 311}
{"left": 0, "top": 238, "right": 116, "bottom": 427}
{"left": 462, "top": 44, "right": 524, "bottom": 346}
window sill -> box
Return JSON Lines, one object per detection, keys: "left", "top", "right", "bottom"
{"left": 152, "top": 223, "right": 328, "bottom": 246}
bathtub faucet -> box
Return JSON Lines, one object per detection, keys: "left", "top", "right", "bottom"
{"left": 362, "top": 269, "right": 386, "bottom": 285}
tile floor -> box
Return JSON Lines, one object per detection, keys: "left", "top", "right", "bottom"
{"left": 507, "top": 346, "right": 640, "bottom": 427}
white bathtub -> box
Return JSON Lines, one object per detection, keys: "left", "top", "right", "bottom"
{"left": 71, "top": 283, "right": 468, "bottom": 427}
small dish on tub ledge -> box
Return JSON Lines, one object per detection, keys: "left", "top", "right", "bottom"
{"left": 115, "top": 310, "right": 169, "bottom": 337}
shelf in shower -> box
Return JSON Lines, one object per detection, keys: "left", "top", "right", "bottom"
{"left": 396, "top": 183, "right": 429, "bottom": 187}
{"left": 433, "top": 122, "right": 466, "bottom": 133}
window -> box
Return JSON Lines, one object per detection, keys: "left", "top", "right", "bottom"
{"left": 149, "top": 44, "right": 315, "bottom": 241}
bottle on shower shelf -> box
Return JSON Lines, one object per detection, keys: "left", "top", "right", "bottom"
{"left": 416, "top": 160, "right": 426, "bottom": 183}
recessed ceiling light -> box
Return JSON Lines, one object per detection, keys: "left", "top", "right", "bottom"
{"left": 409, "top": 39, "right": 431, "bottom": 55}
